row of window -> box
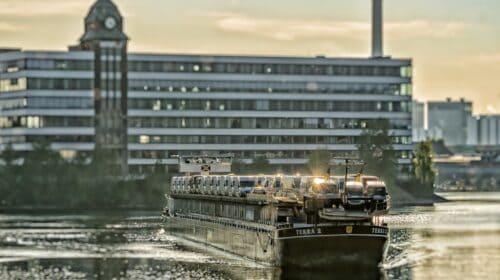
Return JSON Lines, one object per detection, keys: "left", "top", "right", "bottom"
{"left": 26, "top": 78, "right": 92, "bottom": 91}
{"left": 0, "top": 78, "right": 412, "bottom": 97}
{"left": 0, "top": 97, "right": 411, "bottom": 113}
{"left": 0, "top": 97, "right": 119, "bottom": 111}
{"left": 129, "top": 99, "right": 411, "bottom": 113}
{"left": 0, "top": 116, "right": 411, "bottom": 130}
{"left": 26, "top": 59, "right": 93, "bottom": 71}
{"left": 0, "top": 98, "right": 27, "bottom": 110}
{"left": 0, "top": 135, "right": 93, "bottom": 144}
{"left": 0, "top": 78, "right": 27, "bottom": 92}
{"left": 133, "top": 135, "right": 412, "bottom": 145}
{"left": 0, "top": 116, "right": 94, "bottom": 128}
{"left": 30, "top": 97, "right": 93, "bottom": 109}
{"left": 0, "top": 59, "right": 93, "bottom": 73}
{"left": 2, "top": 58, "right": 412, "bottom": 78}
{"left": 0, "top": 59, "right": 25, "bottom": 74}
{"left": 130, "top": 80, "right": 412, "bottom": 96}
{"left": 128, "top": 61, "right": 411, "bottom": 78}
{"left": 129, "top": 117, "right": 411, "bottom": 130}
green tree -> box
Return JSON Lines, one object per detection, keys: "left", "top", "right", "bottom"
{"left": 0, "top": 139, "right": 174, "bottom": 210}
{"left": 0, "top": 144, "right": 17, "bottom": 204}
{"left": 0, "top": 143, "right": 19, "bottom": 167}
{"left": 412, "top": 140, "right": 437, "bottom": 188}
{"left": 307, "top": 148, "right": 330, "bottom": 176}
{"left": 357, "top": 119, "right": 397, "bottom": 185}
{"left": 0, "top": 144, "right": 19, "bottom": 194}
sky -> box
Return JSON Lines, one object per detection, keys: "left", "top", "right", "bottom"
{"left": 0, "top": 0, "right": 499, "bottom": 115}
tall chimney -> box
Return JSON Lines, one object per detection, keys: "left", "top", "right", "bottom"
{"left": 372, "top": 0, "right": 383, "bottom": 57}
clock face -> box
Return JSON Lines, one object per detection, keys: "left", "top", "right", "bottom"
{"left": 105, "top": 17, "right": 117, "bottom": 29}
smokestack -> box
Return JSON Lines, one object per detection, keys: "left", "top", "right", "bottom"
{"left": 372, "top": 0, "right": 383, "bottom": 58}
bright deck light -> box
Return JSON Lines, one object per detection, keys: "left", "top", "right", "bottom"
{"left": 313, "top": 178, "right": 325, "bottom": 185}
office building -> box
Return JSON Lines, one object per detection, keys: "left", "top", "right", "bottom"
{"left": 412, "top": 100, "right": 425, "bottom": 142}
{"left": 478, "top": 115, "right": 500, "bottom": 146}
{"left": 0, "top": 0, "right": 413, "bottom": 173}
{"left": 428, "top": 98, "right": 472, "bottom": 146}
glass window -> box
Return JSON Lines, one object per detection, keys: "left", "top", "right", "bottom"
{"left": 400, "top": 66, "right": 412, "bottom": 78}
{"left": 401, "top": 84, "right": 412, "bottom": 96}
{"left": 139, "top": 135, "right": 150, "bottom": 144}
{"left": 0, "top": 78, "right": 27, "bottom": 92}
{"left": 256, "top": 100, "right": 269, "bottom": 110}
{"left": 202, "top": 64, "right": 212, "bottom": 72}
{"left": 265, "top": 65, "right": 273, "bottom": 74}
{"left": 152, "top": 100, "right": 161, "bottom": 111}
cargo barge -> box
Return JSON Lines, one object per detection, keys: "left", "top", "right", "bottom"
{"left": 163, "top": 156, "right": 390, "bottom": 270}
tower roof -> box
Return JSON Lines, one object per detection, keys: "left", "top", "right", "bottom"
{"left": 80, "top": 0, "right": 128, "bottom": 43}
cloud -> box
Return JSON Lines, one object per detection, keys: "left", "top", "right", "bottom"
{"left": 208, "top": 12, "right": 466, "bottom": 42}
{"left": 213, "top": 14, "right": 365, "bottom": 41}
{"left": 486, "top": 105, "right": 498, "bottom": 114}
{"left": 447, "top": 53, "right": 500, "bottom": 67}
{"left": 472, "top": 53, "right": 500, "bottom": 63}
{"left": 0, "top": 0, "right": 91, "bottom": 17}
{"left": 0, "top": 22, "right": 23, "bottom": 32}
{"left": 387, "top": 20, "right": 465, "bottom": 39}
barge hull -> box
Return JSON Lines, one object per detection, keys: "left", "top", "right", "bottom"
{"left": 164, "top": 216, "right": 387, "bottom": 269}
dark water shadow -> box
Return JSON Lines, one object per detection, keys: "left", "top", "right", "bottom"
{"left": 275, "top": 266, "right": 384, "bottom": 280}
{"left": 0, "top": 258, "right": 391, "bottom": 280}
{"left": 0, "top": 258, "right": 232, "bottom": 280}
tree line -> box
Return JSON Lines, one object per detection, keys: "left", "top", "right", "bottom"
{"left": 0, "top": 119, "right": 437, "bottom": 209}
{"left": 233, "top": 119, "right": 437, "bottom": 198}
{"left": 0, "top": 141, "right": 169, "bottom": 210}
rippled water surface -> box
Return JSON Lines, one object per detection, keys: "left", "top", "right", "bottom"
{"left": 1, "top": 192, "right": 499, "bottom": 279}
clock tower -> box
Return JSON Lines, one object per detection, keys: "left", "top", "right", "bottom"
{"left": 80, "top": 0, "right": 129, "bottom": 174}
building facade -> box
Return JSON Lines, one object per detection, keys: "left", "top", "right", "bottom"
{"left": 78, "top": 0, "right": 129, "bottom": 173}
{"left": 411, "top": 100, "right": 425, "bottom": 142}
{"left": 428, "top": 98, "right": 472, "bottom": 146}
{"left": 0, "top": 0, "right": 413, "bottom": 173}
{"left": 477, "top": 115, "right": 500, "bottom": 146}
{"left": 467, "top": 115, "right": 479, "bottom": 146}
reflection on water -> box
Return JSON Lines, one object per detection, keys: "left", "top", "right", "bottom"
{"left": 384, "top": 192, "right": 500, "bottom": 280}
{"left": 0, "top": 193, "right": 499, "bottom": 279}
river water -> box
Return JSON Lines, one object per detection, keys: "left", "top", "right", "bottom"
{"left": 0, "top": 192, "right": 499, "bottom": 279}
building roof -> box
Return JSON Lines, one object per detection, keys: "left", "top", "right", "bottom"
{"left": 0, "top": 49, "right": 411, "bottom": 67}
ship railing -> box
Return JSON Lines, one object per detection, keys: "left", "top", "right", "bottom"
{"left": 174, "top": 212, "right": 277, "bottom": 233}
{"left": 175, "top": 211, "right": 293, "bottom": 228}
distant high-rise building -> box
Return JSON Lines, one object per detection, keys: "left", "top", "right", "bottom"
{"left": 427, "top": 98, "right": 472, "bottom": 146}
{"left": 466, "top": 115, "right": 479, "bottom": 146}
{"left": 478, "top": 115, "right": 500, "bottom": 146}
{"left": 411, "top": 100, "right": 425, "bottom": 142}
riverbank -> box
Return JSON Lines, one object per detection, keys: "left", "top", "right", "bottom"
{"left": 390, "top": 185, "right": 447, "bottom": 207}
